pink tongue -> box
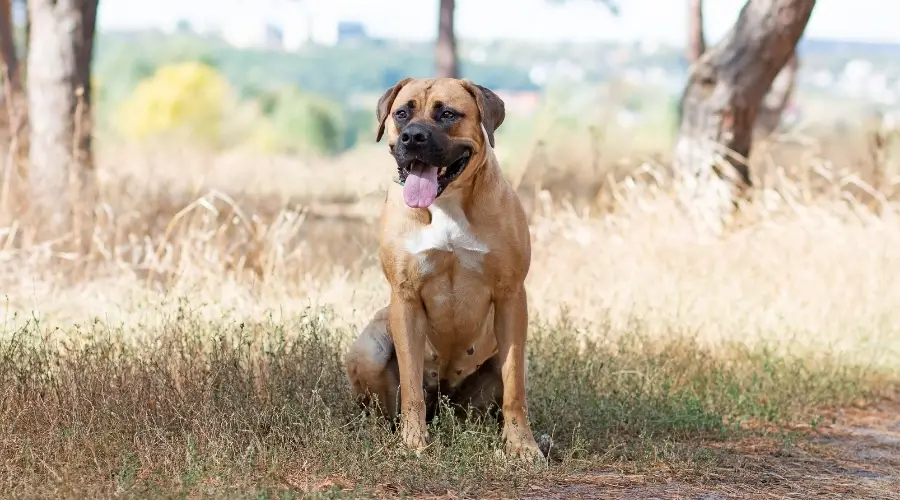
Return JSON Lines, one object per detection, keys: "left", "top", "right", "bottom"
{"left": 403, "top": 163, "right": 439, "bottom": 208}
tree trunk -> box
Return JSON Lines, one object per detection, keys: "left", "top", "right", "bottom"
{"left": 22, "top": 0, "right": 28, "bottom": 61}
{"left": 26, "top": 0, "right": 98, "bottom": 237}
{"left": 0, "top": 0, "right": 28, "bottom": 206}
{"left": 754, "top": 52, "right": 798, "bottom": 138}
{"left": 0, "top": 0, "right": 20, "bottom": 91}
{"left": 674, "top": 0, "right": 815, "bottom": 230}
{"left": 435, "top": 0, "right": 458, "bottom": 78}
{"left": 686, "top": 0, "right": 705, "bottom": 63}
{"left": 685, "top": 0, "right": 801, "bottom": 143}
{"left": 76, "top": 0, "right": 95, "bottom": 167}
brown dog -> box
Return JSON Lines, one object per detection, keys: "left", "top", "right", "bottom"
{"left": 344, "top": 77, "right": 542, "bottom": 460}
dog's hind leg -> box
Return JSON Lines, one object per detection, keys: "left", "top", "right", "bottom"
{"left": 345, "top": 306, "right": 400, "bottom": 423}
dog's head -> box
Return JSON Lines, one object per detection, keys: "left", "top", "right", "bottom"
{"left": 374, "top": 77, "right": 505, "bottom": 209}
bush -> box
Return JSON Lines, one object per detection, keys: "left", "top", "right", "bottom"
{"left": 114, "top": 61, "right": 235, "bottom": 148}
{"left": 246, "top": 87, "right": 347, "bottom": 156}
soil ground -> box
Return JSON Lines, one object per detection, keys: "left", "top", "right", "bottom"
{"left": 522, "top": 399, "right": 900, "bottom": 500}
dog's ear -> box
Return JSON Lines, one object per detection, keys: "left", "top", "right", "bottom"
{"left": 375, "top": 78, "right": 413, "bottom": 143}
{"left": 461, "top": 80, "right": 506, "bottom": 148}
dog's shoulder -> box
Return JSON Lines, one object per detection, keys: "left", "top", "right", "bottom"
{"left": 471, "top": 165, "right": 529, "bottom": 242}
{"left": 379, "top": 183, "right": 430, "bottom": 237}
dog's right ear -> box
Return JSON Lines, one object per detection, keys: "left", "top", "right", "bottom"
{"left": 375, "top": 78, "right": 413, "bottom": 143}
{"left": 460, "top": 80, "right": 506, "bottom": 149}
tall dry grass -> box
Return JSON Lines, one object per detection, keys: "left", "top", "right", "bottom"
{"left": 2, "top": 126, "right": 899, "bottom": 346}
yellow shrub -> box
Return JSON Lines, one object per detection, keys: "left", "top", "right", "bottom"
{"left": 115, "top": 61, "right": 233, "bottom": 147}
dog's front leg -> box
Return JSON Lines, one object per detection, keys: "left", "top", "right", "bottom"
{"left": 493, "top": 284, "right": 543, "bottom": 461}
{"left": 389, "top": 291, "right": 429, "bottom": 453}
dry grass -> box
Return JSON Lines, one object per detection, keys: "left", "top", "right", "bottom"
{"left": 0, "top": 120, "right": 899, "bottom": 498}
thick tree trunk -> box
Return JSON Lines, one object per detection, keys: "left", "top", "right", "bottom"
{"left": 26, "top": 0, "right": 98, "bottom": 236}
{"left": 674, "top": 0, "right": 814, "bottom": 230}
{"left": 435, "top": 0, "right": 458, "bottom": 78}
{"left": 685, "top": 0, "right": 801, "bottom": 143}
{"left": 686, "top": 0, "right": 705, "bottom": 63}
{"left": 754, "top": 52, "right": 798, "bottom": 138}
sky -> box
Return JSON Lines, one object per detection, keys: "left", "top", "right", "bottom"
{"left": 96, "top": 0, "right": 900, "bottom": 46}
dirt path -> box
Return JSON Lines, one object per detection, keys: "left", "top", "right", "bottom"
{"left": 523, "top": 400, "right": 900, "bottom": 500}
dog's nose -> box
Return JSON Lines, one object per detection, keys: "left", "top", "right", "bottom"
{"left": 399, "top": 123, "right": 430, "bottom": 148}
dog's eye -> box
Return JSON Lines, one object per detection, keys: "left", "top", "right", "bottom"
{"left": 441, "top": 110, "right": 456, "bottom": 120}
{"left": 394, "top": 110, "right": 408, "bottom": 120}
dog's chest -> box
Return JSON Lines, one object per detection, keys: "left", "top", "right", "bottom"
{"left": 404, "top": 201, "right": 489, "bottom": 273}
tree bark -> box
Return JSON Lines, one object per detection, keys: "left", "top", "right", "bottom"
{"left": 1, "top": 0, "right": 28, "bottom": 202}
{"left": 22, "top": 0, "right": 28, "bottom": 61}
{"left": 0, "top": 0, "right": 20, "bottom": 91}
{"left": 435, "top": 0, "right": 458, "bottom": 78}
{"left": 754, "top": 52, "right": 798, "bottom": 138}
{"left": 26, "top": 0, "right": 98, "bottom": 236}
{"left": 674, "top": 0, "right": 815, "bottom": 230}
{"left": 686, "top": 0, "right": 705, "bottom": 63}
{"left": 685, "top": 0, "right": 801, "bottom": 142}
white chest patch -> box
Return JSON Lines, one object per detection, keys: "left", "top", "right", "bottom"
{"left": 404, "top": 197, "right": 489, "bottom": 274}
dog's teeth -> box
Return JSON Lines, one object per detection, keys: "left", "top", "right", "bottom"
{"left": 439, "top": 167, "right": 446, "bottom": 176}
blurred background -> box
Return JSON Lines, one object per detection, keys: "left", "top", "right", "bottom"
{"left": 6, "top": 0, "right": 900, "bottom": 181}
{"left": 1, "top": 0, "right": 899, "bottom": 306}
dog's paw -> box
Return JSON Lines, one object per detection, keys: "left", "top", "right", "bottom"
{"left": 501, "top": 437, "right": 546, "bottom": 465}
{"left": 400, "top": 425, "right": 430, "bottom": 456}
{"left": 500, "top": 421, "right": 545, "bottom": 464}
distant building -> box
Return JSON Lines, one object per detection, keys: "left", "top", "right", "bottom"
{"left": 337, "top": 21, "right": 368, "bottom": 43}
{"left": 221, "top": 19, "right": 285, "bottom": 50}
{"left": 282, "top": 14, "right": 342, "bottom": 48}
{"left": 222, "top": 14, "right": 370, "bottom": 51}
{"left": 175, "top": 19, "right": 193, "bottom": 35}
{"left": 264, "top": 25, "right": 284, "bottom": 49}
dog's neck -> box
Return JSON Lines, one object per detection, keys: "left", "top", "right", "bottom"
{"left": 440, "top": 147, "right": 501, "bottom": 215}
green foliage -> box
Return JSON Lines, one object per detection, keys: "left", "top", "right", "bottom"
{"left": 247, "top": 87, "right": 346, "bottom": 156}
{"left": 90, "top": 32, "right": 543, "bottom": 150}
{"left": 87, "top": 30, "right": 692, "bottom": 155}
{"left": 93, "top": 34, "right": 220, "bottom": 133}
{"left": 341, "top": 108, "right": 378, "bottom": 150}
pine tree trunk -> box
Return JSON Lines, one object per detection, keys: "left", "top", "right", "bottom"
{"left": 686, "top": 0, "right": 705, "bottom": 63}
{"left": 1, "top": 0, "right": 28, "bottom": 205}
{"left": 25, "top": 0, "right": 98, "bottom": 237}
{"left": 754, "top": 53, "right": 798, "bottom": 139}
{"left": 674, "top": 0, "right": 815, "bottom": 231}
{"left": 0, "top": 0, "right": 19, "bottom": 91}
{"left": 435, "top": 0, "right": 458, "bottom": 78}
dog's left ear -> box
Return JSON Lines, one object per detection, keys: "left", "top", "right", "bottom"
{"left": 461, "top": 80, "right": 506, "bottom": 148}
{"left": 375, "top": 77, "right": 413, "bottom": 143}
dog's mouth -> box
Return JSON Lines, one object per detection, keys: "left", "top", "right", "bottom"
{"left": 397, "top": 150, "right": 472, "bottom": 208}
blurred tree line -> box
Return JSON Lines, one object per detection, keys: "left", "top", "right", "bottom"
{"left": 90, "top": 32, "right": 540, "bottom": 155}
{"left": 0, "top": 0, "right": 817, "bottom": 242}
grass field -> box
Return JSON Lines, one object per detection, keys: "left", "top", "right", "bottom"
{"left": 1, "top": 113, "right": 900, "bottom": 498}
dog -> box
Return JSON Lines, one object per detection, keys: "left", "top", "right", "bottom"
{"left": 344, "top": 77, "right": 543, "bottom": 461}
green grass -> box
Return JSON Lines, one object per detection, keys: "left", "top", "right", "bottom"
{"left": 0, "top": 306, "right": 890, "bottom": 498}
